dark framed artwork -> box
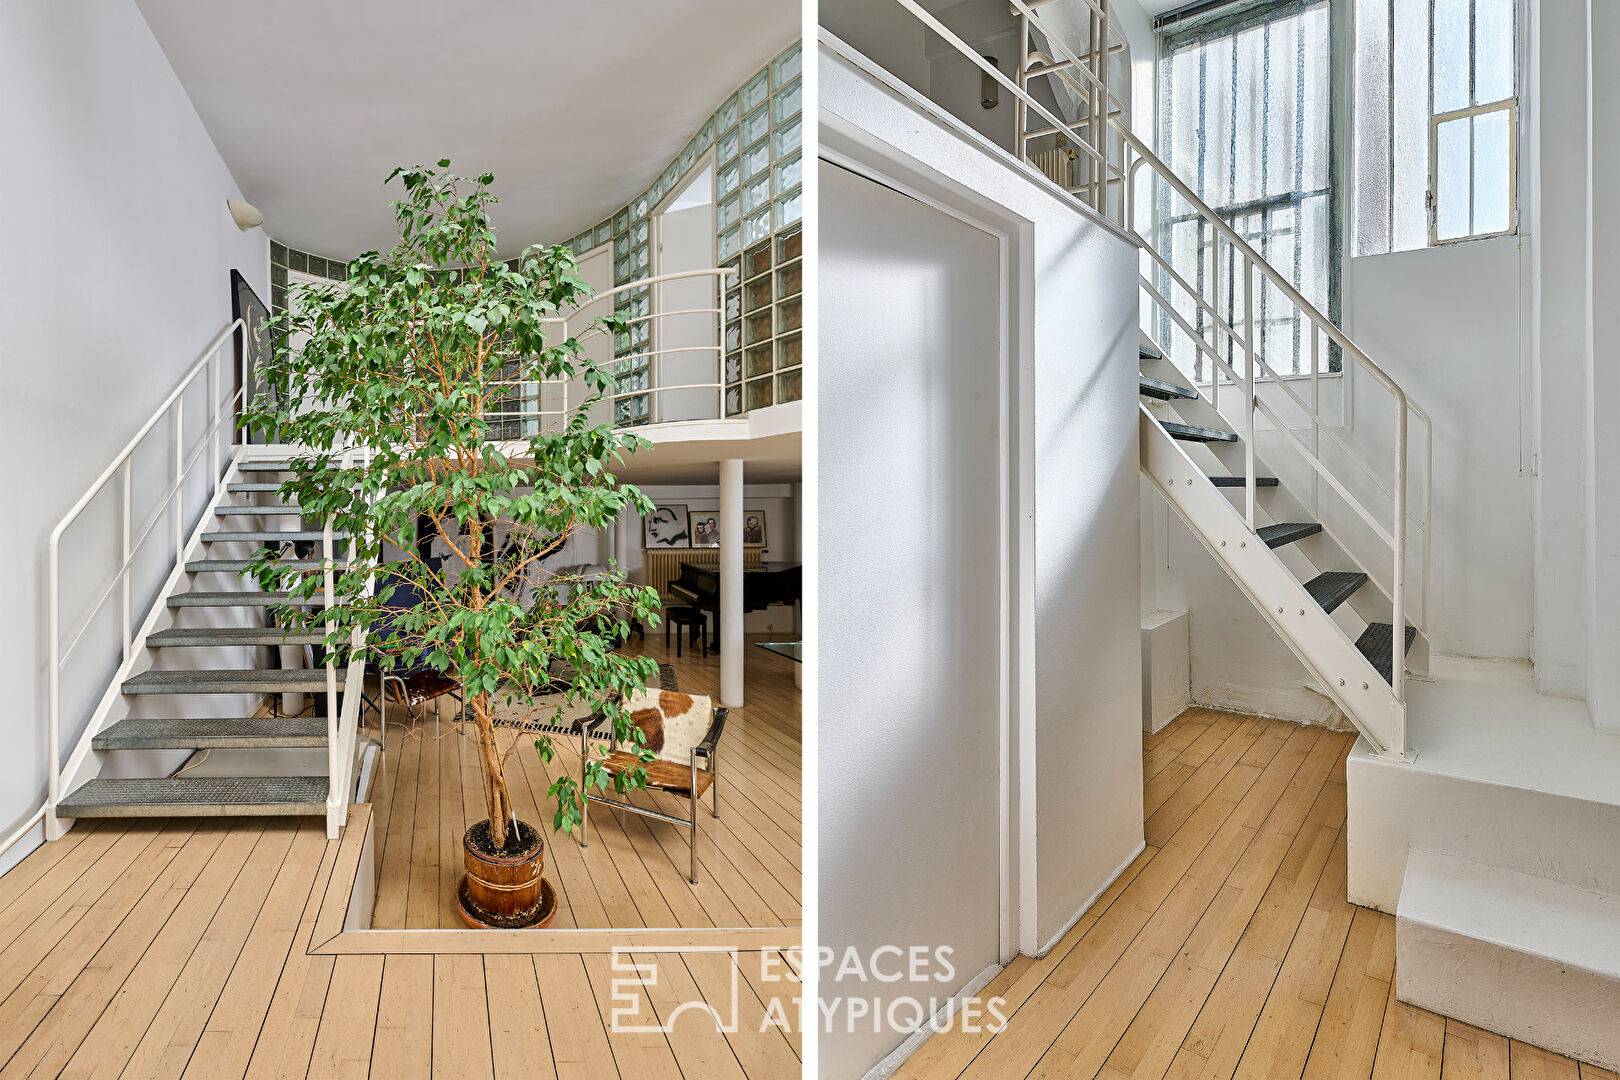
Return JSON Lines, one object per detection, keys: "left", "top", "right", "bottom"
{"left": 230, "top": 269, "right": 273, "bottom": 443}
{"left": 643, "top": 504, "right": 691, "bottom": 549}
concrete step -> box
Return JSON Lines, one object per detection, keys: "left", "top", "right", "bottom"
{"left": 186, "top": 558, "right": 326, "bottom": 573}
{"left": 122, "top": 668, "right": 344, "bottom": 695}
{"left": 200, "top": 531, "right": 344, "bottom": 543}
{"left": 93, "top": 716, "right": 328, "bottom": 749}
{"left": 1397, "top": 850, "right": 1620, "bottom": 1070}
{"left": 167, "top": 592, "right": 324, "bottom": 608}
{"left": 214, "top": 505, "right": 304, "bottom": 516}
{"left": 56, "top": 776, "right": 327, "bottom": 818}
{"left": 147, "top": 626, "right": 324, "bottom": 647}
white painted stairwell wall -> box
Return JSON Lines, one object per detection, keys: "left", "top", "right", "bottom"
{"left": 821, "top": 34, "right": 1143, "bottom": 1080}
{"left": 0, "top": 0, "right": 269, "bottom": 873}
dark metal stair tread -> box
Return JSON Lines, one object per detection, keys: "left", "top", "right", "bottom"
{"left": 236, "top": 461, "right": 299, "bottom": 471}
{"left": 168, "top": 592, "right": 324, "bottom": 607}
{"left": 226, "top": 482, "right": 287, "bottom": 492}
{"left": 147, "top": 626, "right": 325, "bottom": 647}
{"left": 122, "top": 668, "right": 345, "bottom": 694}
{"left": 94, "top": 717, "right": 328, "bottom": 749}
{"left": 56, "top": 776, "right": 328, "bottom": 817}
{"left": 1161, "top": 420, "right": 1239, "bottom": 443}
{"left": 201, "top": 531, "right": 346, "bottom": 543}
{"left": 214, "top": 506, "right": 304, "bottom": 515}
{"left": 1357, "top": 622, "right": 1418, "bottom": 684}
{"left": 1257, "top": 522, "right": 1323, "bottom": 548}
{"left": 1139, "top": 375, "right": 1198, "bottom": 401}
{"left": 1140, "top": 342, "right": 1164, "bottom": 359}
{"left": 187, "top": 558, "right": 326, "bottom": 573}
{"left": 1209, "top": 476, "right": 1280, "bottom": 487}
{"left": 1304, "top": 571, "right": 1369, "bottom": 614}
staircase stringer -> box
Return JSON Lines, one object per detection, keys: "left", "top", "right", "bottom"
{"left": 1141, "top": 406, "right": 1407, "bottom": 757}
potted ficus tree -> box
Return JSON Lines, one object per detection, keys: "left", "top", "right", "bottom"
{"left": 243, "top": 161, "right": 662, "bottom": 928}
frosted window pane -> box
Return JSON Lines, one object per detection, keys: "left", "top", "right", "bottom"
{"left": 1206, "top": 38, "right": 1233, "bottom": 207}
{"left": 1301, "top": 5, "right": 1331, "bottom": 193}
{"left": 1168, "top": 49, "right": 1201, "bottom": 189}
{"left": 1475, "top": 0, "right": 1514, "bottom": 104}
{"left": 1265, "top": 17, "right": 1298, "bottom": 201}
{"left": 1435, "top": 117, "right": 1470, "bottom": 240}
{"left": 1354, "top": 0, "right": 1391, "bottom": 255}
{"left": 1433, "top": 0, "right": 1470, "bottom": 112}
{"left": 1473, "top": 107, "right": 1511, "bottom": 234}
{"left": 1391, "top": 0, "right": 1430, "bottom": 251}
{"left": 1233, "top": 27, "right": 1264, "bottom": 204}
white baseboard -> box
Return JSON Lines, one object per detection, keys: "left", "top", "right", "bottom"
{"left": 1035, "top": 840, "right": 1147, "bottom": 957}
{"left": 858, "top": 961, "right": 1005, "bottom": 1080}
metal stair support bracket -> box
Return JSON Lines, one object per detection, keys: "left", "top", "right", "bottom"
{"left": 1142, "top": 406, "right": 1406, "bottom": 757}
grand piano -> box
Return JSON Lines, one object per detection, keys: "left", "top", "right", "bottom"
{"left": 666, "top": 561, "right": 801, "bottom": 652}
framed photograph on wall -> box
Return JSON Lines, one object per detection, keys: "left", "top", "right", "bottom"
{"left": 743, "top": 509, "right": 767, "bottom": 548}
{"left": 689, "top": 511, "right": 721, "bottom": 548}
{"left": 686, "top": 509, "right": 769, "bottom": 548}
{"left": 643, "top": 504, "right": 691, "bottom": 549}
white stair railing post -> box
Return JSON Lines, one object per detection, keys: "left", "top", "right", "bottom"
{"left": 324, "top": 513, "right": 338, "bottom": 795}
{"left": 1392, "top": 403, "right": 1408, "bottom": 748}
{"left": 1243, "top": 256, "right": 1256, "bottom": 531}
{"left": 121, "top": 462, "right": 132, "bottom": 664}
{"left": 174, "top": 399, "right": 185, "bottom": 556}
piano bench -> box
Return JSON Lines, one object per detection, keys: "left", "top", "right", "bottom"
{"left": 664, "top": 605, "right": 708, "bottom": 658}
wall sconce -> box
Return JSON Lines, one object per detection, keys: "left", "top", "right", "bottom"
{"left": 981, "top": 56, "right": 1000, "bottom": 109}
{"left": 226, "top": 198, "right": 264, "bottom": 230}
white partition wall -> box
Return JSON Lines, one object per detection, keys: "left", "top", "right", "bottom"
{"left": 820, "top": 160, "right": 1006, "bottom": 1080}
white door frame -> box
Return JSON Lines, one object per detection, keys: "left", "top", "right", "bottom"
{"left": 820, "top": 124, "right": 1034, "bottom": 964}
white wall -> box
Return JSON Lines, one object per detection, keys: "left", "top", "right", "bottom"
{"left": 822, "top": 38, "right": 1144, "bottom": 1079}
{"left": 1343, "top": 238, "right": 1533, "bottom": 660}
{"left": 1527, "top": 0, "right": 1589, "bottom": 699}
{"left": 820, "top": 160, "right": 1006, "bottom": 1080}
{"left": 0, "top": 0, "right": 268, "bottom": 872}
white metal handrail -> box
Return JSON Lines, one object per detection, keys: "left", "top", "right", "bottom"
{"left": 488, "top": 267, "right": 738, "bottom": 434}
{"left": 46, "top": 320, "right": 247, "bottom": 823}
{"left": 877, "top": 0, "right": 1434, "bottom": 741}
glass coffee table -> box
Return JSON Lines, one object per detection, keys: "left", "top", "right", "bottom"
{"left": 754, "top": 641, "right": 802, "bottom": 688}
{"left": 754, "top": 641, "right": 802, "bottom": 663}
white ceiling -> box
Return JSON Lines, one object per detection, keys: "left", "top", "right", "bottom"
{"left": 135, "top": 0, "right": 799, "bottom": 257}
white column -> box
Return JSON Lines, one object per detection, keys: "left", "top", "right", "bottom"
{"left": 720, "top": 459, "right": 744, "bottom": 706}
{"left": 614, "top": 504, "right": 633, "bottom": 572}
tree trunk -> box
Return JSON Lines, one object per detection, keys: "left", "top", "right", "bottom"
{"left": 471, "top": 692, "right": 512, "bottom": 850}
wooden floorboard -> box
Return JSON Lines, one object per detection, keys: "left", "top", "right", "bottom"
{"left": 0, "top": 641, "right": 799, "bottom": 1078}
{"left": 366, "top": 632, "right": 800, "bottom": 932}
{"left": 895, "top": 709, "right": 1603, "bottom": 1080}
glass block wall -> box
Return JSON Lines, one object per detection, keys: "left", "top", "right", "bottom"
{"left": 559, "top": 38, "right": 803, "bottom": 422}
{"left": 268, "top": 240, "right": 349, "bottom": 322}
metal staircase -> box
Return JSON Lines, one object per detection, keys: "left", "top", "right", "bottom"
{"left": 1138, "top": 351, "right": 1419, "bottom": 753}
{"left": 54, "top": 455, "right": 367, "bottom": 832}
{"left": 883, "top": 0, "right": 1433, "bottom": 757}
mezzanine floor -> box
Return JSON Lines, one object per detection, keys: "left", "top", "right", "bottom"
{"left": 895, "top": 709, "right": 1613, "bottom": 1080}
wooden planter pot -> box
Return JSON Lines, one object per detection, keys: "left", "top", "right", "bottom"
{"left": 455, "top": 819, "right": 557, "bottom": 929}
